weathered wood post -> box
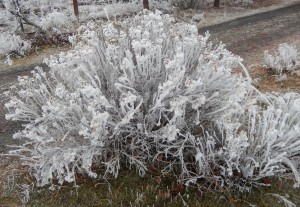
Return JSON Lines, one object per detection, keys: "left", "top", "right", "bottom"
{"left": 214, "top": 0, "right": 220, "bottom": 7}
{"left": 73, "top": 0, "right": 79, "bottom": 21}
{"left": 143, "top": 0, "right": 149, "bottom": 10}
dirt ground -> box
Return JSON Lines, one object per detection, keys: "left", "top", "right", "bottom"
{"left": 250, "top": 66, "right": 300, "bottom": 93}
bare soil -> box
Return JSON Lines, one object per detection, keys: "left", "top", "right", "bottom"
{"left": 250, "top": 67, "right": 300, "bottom": 93}
{"left": 253, "top": 0, "right": 283, "bottom": 7}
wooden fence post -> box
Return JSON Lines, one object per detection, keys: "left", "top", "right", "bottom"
{"left": 143, "top": 0, "right": 149, "bottom": 10}
{"left": 73, "top": 0, "right": 79, "bottom": 20}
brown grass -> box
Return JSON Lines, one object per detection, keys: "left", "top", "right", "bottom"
{"left": 250, "top": 66, "right": 300, "bottom": 93}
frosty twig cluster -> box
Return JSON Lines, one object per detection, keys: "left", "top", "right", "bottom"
{"left": 5, "top": 11, "right": 300, "bottom": 189}
{"left": 264, "top": 43, "right": 300, "bottom": 75}
{"left": 0, "top": 31, "right": 31, "bottom": 65}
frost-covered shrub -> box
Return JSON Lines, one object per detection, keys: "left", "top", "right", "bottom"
{"left": 192, "top": 13, "right": 205, "bottom": 22}
{"left": 171, "top": 92, "right": 300, "bottom": 189}
{"left": 0, "top": 0, "right": 170, "bottom": 35}
{"left": 0, "top": 32, "right": 31, "bottom": 65}
{"left": 0, "top": 32, "right": 31, "bottom": 56}
{"left": 1, "top": 0, "right": 76, "bottom": 34}
{"left": 213, "top": 93, "right": 300, "bottom": 188}
{"left": 5, "top": 10, "right": 248, "bottom": 186}
{"left": 264, "top": 43, "right": 300, "bottom": 75}
{"left": 38, "top": 9, "right": 76, "bottom": 33}
{"left": 5, "top": 11, "right": 300, "bottom": 189}
{"left": 0, "top": 8, "right": 19, "bottom": 32}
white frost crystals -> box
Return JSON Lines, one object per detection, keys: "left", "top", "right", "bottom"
{"left": 0, "top": 32, "right": 31, "bottom": 65}
{"left": 217, "top": 93, "right": 300, "bottom": 187}
{"left": 5, "top": 11, "right": 300, "bottom": 189}
{"left": 264, "top": 43, "right": 300, "bottom": 75}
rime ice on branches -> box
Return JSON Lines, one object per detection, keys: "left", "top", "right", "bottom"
{"left": 5, "top": 11, "right": 300, "bottom": 189}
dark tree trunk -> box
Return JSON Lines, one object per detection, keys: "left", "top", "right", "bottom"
{"left": 214, "top": 0, "right": 220, "bottom": 7}
{"left": 143, "top": 0, "right": 149, "bottom": 10}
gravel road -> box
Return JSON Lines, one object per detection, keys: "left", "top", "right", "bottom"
{"left": 199, "top": 2, "right": 300, "bottom": 65}
{"left": 0, "top": 2, "right": 300, "bottom": 153}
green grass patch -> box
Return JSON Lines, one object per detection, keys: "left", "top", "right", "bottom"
{"left": 1, "top": 169, "right": 300, "bottom": 207}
